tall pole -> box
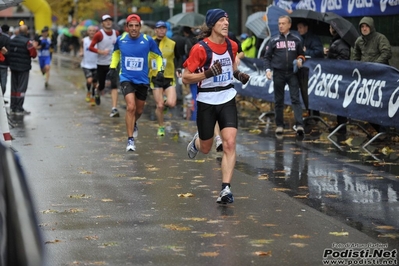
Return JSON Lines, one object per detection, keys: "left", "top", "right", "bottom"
{"left": 168, "top": 0, "right": 174, "bottom": 18}
{"left": 114, "top": 0, "right": 118, "bottom": 24}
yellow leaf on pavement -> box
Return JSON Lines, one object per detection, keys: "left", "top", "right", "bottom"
{"left": 177, "top": 193, "right": 194, "bottom": 198}
{"left": 249, "top": 129, "right": 261, "bottom": 134}
{"left": 329, "top": 232, "right": 349, "bottom": 236}
{"left": 45, "top": 239, "right": 62, "bottom": 244}
{"left": 101, "top": 198, "right": 113, "bottom": 202}
{"left": 374, "top": 225, "right": 395, "bottom": 230}
{"left": 254, "top": 251, "right": 272, "bottom": 257}
{"left": 290, "top": 243, "right": 308, "bottom": 248}
{"left": 378, "top": 233, "right": 399, "bottom": 239}
{"left": 163, "top": 224, "right": 191, "bottom": 231}
{"left": 199, "top": 252, "right": 219, "bottom": 257}
{"left": 273, "top": 188, "right": 291, "bottom": 192}
{"left": 290, "top": 234, "right": 311, "bottom": 239}
{"left": 182, "top": 217, "right": 207, "bottom": 222}
{"left": 199, "top": 233, "right": 216, "bottom": 238}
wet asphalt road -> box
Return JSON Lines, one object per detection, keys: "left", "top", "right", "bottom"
{"left": 4, "top": 54, "right": 399, "bottom": 265}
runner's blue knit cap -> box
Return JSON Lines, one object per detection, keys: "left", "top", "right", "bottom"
{"left": 206, "top": 9, "right": 228, "bottom": 28}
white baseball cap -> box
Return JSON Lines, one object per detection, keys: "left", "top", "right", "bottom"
{"left": 102, "top": 14, "right": 112, "bottom": 21}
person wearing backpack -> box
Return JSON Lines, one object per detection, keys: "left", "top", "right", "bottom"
{"left": 183, "top": 9, "right": 250, "bottom": 204}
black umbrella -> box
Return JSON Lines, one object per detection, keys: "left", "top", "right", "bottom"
{"left": 289, "top": 9, "right": 330, "bottom": 36}
{"left": 323, "top": 12, "right": 360, "bottom": 47}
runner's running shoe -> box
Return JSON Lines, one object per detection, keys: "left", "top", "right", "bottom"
{"left": 126, "top": 139, "right": 135, "bottom": 152}
{"left": 89, "top": 97, "right": 96, "bottom": 106}
{"left": 187, "top": 132, "right": 199, "bottom": 159}
{"left": 85, "top": 92, "right": 91, "bottom": 102}
{"left": 157, "top": 126, "right": 165, "bottom": 136}
{"left": 215, "top": 136, "right": 223, "bottom": 152}
{"left": 216, "top": 186, "right": 234, "bottom": 204}
{"left": 110, "top": 108, "right": 120, "bottom": 117}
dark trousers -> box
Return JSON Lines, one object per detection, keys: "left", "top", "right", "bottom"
{"left": 273, "top": 70, "right": 303, "bottom": 127}
{"left": 10, "top": 70, "right": 29, "bottom": 112}
{"left": 0, "top": 67, "right": 8, "bottom": 95}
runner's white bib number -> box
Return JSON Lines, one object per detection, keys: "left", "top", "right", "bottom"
{"left": 125, "top": 57, "right": 144, "bottom": 71}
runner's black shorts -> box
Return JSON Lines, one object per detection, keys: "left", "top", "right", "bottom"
{"left": 120, "top": 81, "right": 149, "bottom": 101}
{"left": 197, "top": 97, "right": 237, "bottom": 140}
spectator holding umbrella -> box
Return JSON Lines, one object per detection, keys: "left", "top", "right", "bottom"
{"left": 325, "top": 24, "right": 351, "bottom": 134}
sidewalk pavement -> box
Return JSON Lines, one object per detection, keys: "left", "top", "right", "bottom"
{"left": 5, "top": 55, "right": 397, "bottom": 266}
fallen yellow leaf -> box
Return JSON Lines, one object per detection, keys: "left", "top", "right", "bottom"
{"left": 381, "top": 146, "right": 393, "bottom": 155}
{"left": 42, "top": 209, "right": 59, "bottom": 214}
{"left": 101, "top": 198, "right": 113, "bottom": 202}
{"left": 374, "top": 225, "right": 395, "bottom": 230}
{"left": 199, "top": 233, "right": 216, "bottom": 238}
{"left": 254, "top": 251, "right": 272, "bottom": 257}
{"left": 250, "top": 239, "right": 274, "bottom": 245}
{"left": 262, "top": 224, "right": 278, "bottom": 227}
{"left": 290, "top": 234, "right": 311, "bottom": 239}
{"left": 199, "top": 252, "right": 219, "bottom": 257}
{"left": 163, "top": 224, "right": 191, "bottom": 231}
{"left": 177, "top": 193, "right": 194, "bottom": 198}
{"left": 290, "top": 243, "right": 308, "bottom": 248}
{"left": 258, "top": 174, "right": 269, "bottom": 180}
{"left": 182, "top": 217, "right": 207, "bottom": 222}
{"left": 378, "top": 233, "right": 399, "bottom": 239}
{"left": 45, "top": 239, "right": 62, "bottom": 244}
{"left": 329, "top": 232, "right": 349, "bottom": 236}
{"left": 294, "top": 194, "right": 309, "bottom": 199}
{"left": 65, "top": 208, "right": 84, "bottom": 213}
{"left": 79, "top": 170, "right": 92, "bottom": 174}
{"left": 344, "top": 137, "right": 353, "bottom": 146}
{"left": 273, "top": 188, "right": 291, "bottom": 192}
{"left": 98, "top": 242, "right": 118, "bottom": 248}
{"left": 129, "top": 176, "right": 146, "bottom": 180}
{"left": 325, "top": 194, "right": 339, "bottom": 198}
{"left": 85, "top": 235, "right": 99, "bottom": 240}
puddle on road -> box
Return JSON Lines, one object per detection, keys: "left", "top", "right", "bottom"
{"left": 235, "top": 114, "right": 399, "bottom": 249}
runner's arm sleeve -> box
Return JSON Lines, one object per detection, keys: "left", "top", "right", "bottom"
{"left": 110, "top": 50, "right": 120, "bottom": 69}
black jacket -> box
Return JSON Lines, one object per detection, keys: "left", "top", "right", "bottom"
{"left": 0, "top": 33, "right": 10, "bottom": 67}
{"left": 327, "top": 35, "right": 350, "bottom": 60}
{"left": 8, "top": 34, "right": 33, "bottom": 72}
{"left": 263, "top": 32, "right": 305, "bottom": 72}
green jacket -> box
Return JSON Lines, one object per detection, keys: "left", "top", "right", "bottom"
{"left": 241, "top": 36, "right": 257, "bottom": 58}
{"left": 353, "top": 17, "right": 392, "bottom": 65}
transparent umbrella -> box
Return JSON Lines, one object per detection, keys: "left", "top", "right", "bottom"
{"left": 245, "top": 6, "right": 289, "bottom": 39}
{"left": 0, "top": 0, "right": 24, "bottom": 11}
{"left": 168, "top": 12, "right": 205, "bottom": 28}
